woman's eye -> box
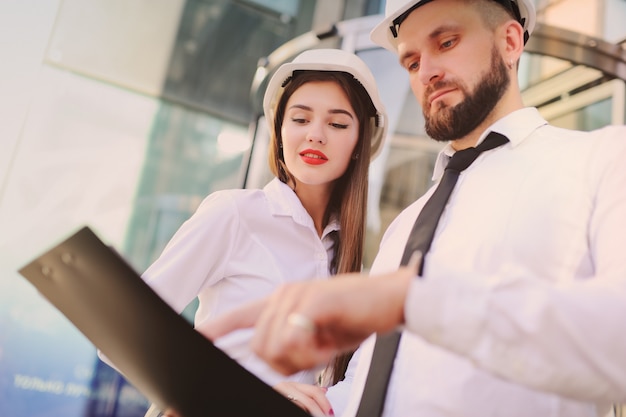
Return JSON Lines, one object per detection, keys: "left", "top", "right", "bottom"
{"left": 330, "top": 123, "right": 349, "bottom": 129}
{"left": 291, "top": 118, "right": 307, "bottom": 124}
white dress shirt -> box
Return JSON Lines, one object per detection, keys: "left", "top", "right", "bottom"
{"left": 143, "top": 178, "right": 338, "bottom": 386}
{"left": 338, "top": 108, "right": 626, "bottom": 417}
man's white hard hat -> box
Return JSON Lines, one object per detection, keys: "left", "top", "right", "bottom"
{"left": 370, "top": 0, "right": 536, "bottom": 53}
{"left": 263, "top": 48, "right": 388, "bottom": 160}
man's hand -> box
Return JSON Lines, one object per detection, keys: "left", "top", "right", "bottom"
{"left": 198, "top": 267, "right": 415, "bottom": 375}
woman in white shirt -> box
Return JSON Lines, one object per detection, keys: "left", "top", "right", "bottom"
{"left": 142, "top": 48, "right": 387, "bottom": 417}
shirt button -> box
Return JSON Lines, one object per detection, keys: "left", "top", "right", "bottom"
{"left": 315, "top": 252, "right": 325, "bottom": 260}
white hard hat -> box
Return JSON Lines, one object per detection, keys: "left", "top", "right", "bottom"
{"left": 370, "top": 0, "right": 536, "bottom": 53}
{"left": 263, "top": 48, "right": 388, "bottom": 160}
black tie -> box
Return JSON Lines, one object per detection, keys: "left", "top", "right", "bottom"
{"left": 354, "top": 132, "right": 509, "bottom": 417}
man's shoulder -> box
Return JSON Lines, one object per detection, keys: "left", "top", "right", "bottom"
{"left": 591, "top": 124, "right": 626, "bottom": 138}
{"left": 541, "top": 123, "right": 625, "bottom": 137}
{"left": 531, "top": 123, "right": 625, "bottom": 148}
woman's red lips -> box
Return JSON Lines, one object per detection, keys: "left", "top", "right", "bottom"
{"left": 300, "top": 149, "right": 328, "bottom": 165}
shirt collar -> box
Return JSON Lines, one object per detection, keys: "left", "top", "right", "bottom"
{"left": 263, "top": 178, "right": 341, "bottom": 236}
{"left": 432, "top": 107, "right": 548, "bottom": 180}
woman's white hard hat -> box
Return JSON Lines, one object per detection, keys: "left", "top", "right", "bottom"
{"left": 263, "top": 48, "right": 388, "bottom": 160}
{"left": 370, "top": 0, "right": 536, "bottom": 53}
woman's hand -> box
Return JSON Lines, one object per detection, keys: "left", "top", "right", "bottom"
{"left": 274, "top": 381, "right": 334, "bottom": 416}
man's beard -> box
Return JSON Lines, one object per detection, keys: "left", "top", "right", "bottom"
{"left": 423, "top": 47, "right": 510, "bottom": 142}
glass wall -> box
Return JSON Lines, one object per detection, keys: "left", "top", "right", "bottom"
{"left": 0, "top": 1, "right": 321, "bottom": 416}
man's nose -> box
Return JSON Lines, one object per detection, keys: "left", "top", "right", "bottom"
{"left": 418, "top": 55, "right": 444, "bottom": 86}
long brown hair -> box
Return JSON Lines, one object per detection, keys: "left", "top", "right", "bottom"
{"left": 268, "top": 70, "right": 377, "bottom": 384}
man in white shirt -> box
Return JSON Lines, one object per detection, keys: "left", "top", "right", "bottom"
{"left": 204, "top": 0, "right": 626, "bottom": 416}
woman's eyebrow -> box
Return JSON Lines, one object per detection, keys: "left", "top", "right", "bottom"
{"left": 288, "top": 104, "right": 354, "bottom": 119}
{"left": 329, "top": 109, "right": 354, "bottom": 119}
{"left": 288, "top": 104, "right": 312, "bottom": 111}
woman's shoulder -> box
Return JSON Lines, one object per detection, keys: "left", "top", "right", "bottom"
{"left": 200, "top": 187, "right": 267, "bottom": 208}
{"left": 192, "top": 179, "right": 291, "bottom": 223}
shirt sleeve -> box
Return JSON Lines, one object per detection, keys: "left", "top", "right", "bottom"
{"left": 404, "top": 127, "right": 626, "bottom": 403}
{"left": 142, "top": 190, "right": 240, "bottom": 313}
{"left": 325, "top": 347, "right": 361, "bottom": 416}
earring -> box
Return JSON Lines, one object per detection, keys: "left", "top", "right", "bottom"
{"left": 508, "top": 59, "right": 514, "bottom": 69}
{"left": 352, "top": 153, "right": 359, "bottom": 160}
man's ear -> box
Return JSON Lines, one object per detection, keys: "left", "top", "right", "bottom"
{"left": 501, "top": 19, "right": 525, "bottom": 64}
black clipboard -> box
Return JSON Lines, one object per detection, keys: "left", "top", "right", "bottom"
{"left": 18, "top": 226, "right": 310, "bottom": 417}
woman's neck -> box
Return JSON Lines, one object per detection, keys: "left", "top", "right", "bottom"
{"left": 291, "top": 181, "right": 333, "bottom": 237}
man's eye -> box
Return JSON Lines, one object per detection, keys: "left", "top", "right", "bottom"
{"left": 441, "top": 38, "right": 455, "bottom": 49}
